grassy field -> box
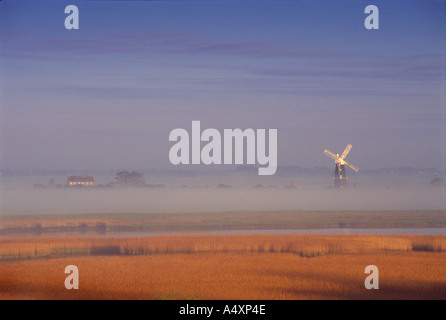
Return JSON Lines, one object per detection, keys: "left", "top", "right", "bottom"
{"left": 1, "top": 210, "right": 445, "bottom": 236}
{"left": 1, "top": 234, "right": 446, "bottom": 299}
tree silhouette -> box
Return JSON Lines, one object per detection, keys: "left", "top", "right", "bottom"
{"left": 115, "top": 171, "right": 146, "bottom": 187}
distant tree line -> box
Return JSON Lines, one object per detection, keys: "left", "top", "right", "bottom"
{"left": 115, "top": 171, "right": 146, "bottom": 187}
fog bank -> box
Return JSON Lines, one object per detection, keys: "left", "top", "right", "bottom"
{"left": 1, "top": 183, "right": 444, "bottom": 216}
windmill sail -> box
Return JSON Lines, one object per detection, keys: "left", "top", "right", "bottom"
{"left": 340, "top": 144, "right": 352, "bottom": 159}
{"left": 344, "top": 161, "right": 359, "bottom": 172}
{"left": 323, "top": 149, "right": 337, "bottom": 160}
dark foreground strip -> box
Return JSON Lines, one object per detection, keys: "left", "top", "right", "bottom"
{"left": 0, "top": 300, "right": 436, "bottom": 319}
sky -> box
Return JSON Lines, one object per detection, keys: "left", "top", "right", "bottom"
{"left": 0, "top": 0, "right": 445, "bottom": 172}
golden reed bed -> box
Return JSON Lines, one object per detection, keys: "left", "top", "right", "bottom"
{"left": 1, "top": 234, "right": 446, "bottom": 299}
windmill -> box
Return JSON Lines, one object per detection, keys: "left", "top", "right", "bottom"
{"left": 323, "top": 144, "right": 359, "bottom": 187}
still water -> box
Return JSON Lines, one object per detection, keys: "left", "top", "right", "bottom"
{"left": 106, "top": 228, "right": 446, "bottom": 237}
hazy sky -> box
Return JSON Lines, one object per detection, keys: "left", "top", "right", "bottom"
{"left": 1, "top": 0, "right": 445, "bottom": 171}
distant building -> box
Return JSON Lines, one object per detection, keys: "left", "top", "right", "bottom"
{"left": 67, "top": 174, "right": 94, "bottom": 186}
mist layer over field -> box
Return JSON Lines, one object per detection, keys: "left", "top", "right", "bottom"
{"left": 1, "top": 176, "right": 445, "bottom": 215}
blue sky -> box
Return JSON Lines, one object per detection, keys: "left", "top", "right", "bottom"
{"left": 0, "top": 0, "right": 445, "bottom": 171}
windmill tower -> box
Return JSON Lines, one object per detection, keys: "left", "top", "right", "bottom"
{"left": 323, "top": 144, "right": 359, "bottom": 187}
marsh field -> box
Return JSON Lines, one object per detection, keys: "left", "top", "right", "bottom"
{"left": 1, "top": 210, "right": 446, "bottom": 235}
{"left": 1, "top": 210, "right": 446, "bottom": 300}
